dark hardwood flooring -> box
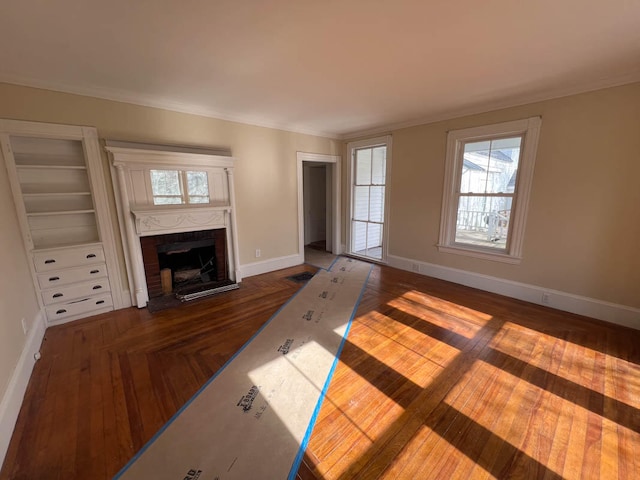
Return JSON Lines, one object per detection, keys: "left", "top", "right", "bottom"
{"left": 2, "top": 262, "right": 639, "bottom": 479}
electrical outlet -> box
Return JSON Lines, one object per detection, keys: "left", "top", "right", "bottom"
{"left": 255, "top": 249, "right": 261, "bottom": 258}
{"left": 21, "top": 317, "right": 28, "bottom": 335}
{"left": 411, "top": 263, "right": 420, "bottom": 273}
{"left": 541, "top": 292, "right": 550, "bottom": 305}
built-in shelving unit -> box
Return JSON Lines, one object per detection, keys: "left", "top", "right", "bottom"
{"left": 1, "top": 120, "right": 125, "bottom": 324}
{"left": 10, "top": 136, "right": 99, "bottom": 249}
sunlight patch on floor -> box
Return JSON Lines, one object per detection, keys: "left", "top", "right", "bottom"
{"left": 346, "top": 319, "right": 451, "bottom": 387}
{"left": 401, "top": 289, "right": 493, "bottom": 322}
{"left": 390, "top": 291, "right": 490, "bottom": 338}
{"left": 444, "top": 360, "right": 582, "bottom": 480}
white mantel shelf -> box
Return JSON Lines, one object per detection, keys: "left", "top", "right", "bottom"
{"left": 131, "top": 205, "right": 231, "bottom": 236}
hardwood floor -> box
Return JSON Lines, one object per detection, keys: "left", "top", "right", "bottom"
{"left": 2, "top": 263, "right": 639, "bottom": 479}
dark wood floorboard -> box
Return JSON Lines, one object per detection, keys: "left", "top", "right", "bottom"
{"left": 2, "top": 262, "right": 639, "bottom": 479}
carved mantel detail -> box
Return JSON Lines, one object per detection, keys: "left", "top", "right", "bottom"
{"left": 132, "top": 207, "right": 228, "bottom": 236}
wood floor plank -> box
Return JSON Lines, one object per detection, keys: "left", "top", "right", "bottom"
{"left": 2, "top": 263, "right": 640, "bottom": 479}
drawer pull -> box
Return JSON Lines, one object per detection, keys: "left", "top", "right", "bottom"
{"left": 90, "top": 269, "right": 100, "bottom": 274}
{"left": 92, "top": 285, "right": 102, "bottom": 290}
{"left": 96, "top": 300, "right": 105, "bottom": 305}
{"left": 86, "top": 254, "right": 97, "bottom": 259}
{"left": 56, "top": 309, "right": 67, "bottom": 315}
{"left": 49, "top": 276, "right": 60, "bottom": 282}
{"left": 52, "top": 293, "right": 63, "bottom": 298}
{"left": 44, "top": 259, "right": 56, "bottom": 264}
{"left": 70, "top": 298, "right": 90, "bottom": 304}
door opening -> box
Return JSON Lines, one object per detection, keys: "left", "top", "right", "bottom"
{"left": 296, "top": 152, "right": 341, "bottom": 264}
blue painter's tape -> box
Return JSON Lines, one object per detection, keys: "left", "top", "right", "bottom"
{"left": 286, "top": 261, "right": 373, "bottom": 480}
{"left": 113, "top": 274, "right": 318, "bottom": 479}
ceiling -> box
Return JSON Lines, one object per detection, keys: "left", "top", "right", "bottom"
{"left": 1, "top": 0, "right": 639, "bottom": 138}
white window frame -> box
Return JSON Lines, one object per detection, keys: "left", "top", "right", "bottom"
{"left": 150, "top": 169, "right": 210, "bottom": 205}
{"left": 438, "top": 117, "right": 541, "bottom": 264}
{"left": 346, "top": 135, "right": 392, "bottom": 263}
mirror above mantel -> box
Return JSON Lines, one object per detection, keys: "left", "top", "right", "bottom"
{"left": 105, "top": 140, "right": 241, "bottom": 308}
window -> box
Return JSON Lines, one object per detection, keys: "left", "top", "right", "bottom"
{"left": 438, "top": 117, "right": 541, "bottom": 263}
{"left": 347, "top": 136, "right": 391, "bottom": 262}
{"left": 150, "top": 169, "right": 210, "bottom": 205}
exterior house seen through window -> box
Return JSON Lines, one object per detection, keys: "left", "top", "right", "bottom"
{"left": 438, "top": 117, "right": 541, "bottom": 263}
{"left": 150, "top": 169, "right": 210, "bottom": 205}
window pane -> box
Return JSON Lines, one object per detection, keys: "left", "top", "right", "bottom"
{"left": 188, "top": 196, "right": 210, "bottom": 204}
{"left": 151, "top": 170, "right": 181, "bottom": 196}
{"left": 369, "top": 186, "right": 385, "bottom": 223}
{"left": 354, "top": 186, "right": 369, "bottom": 221}
{"left": 455, "top": 195, "right": 513, "bottom": 250}
{"left": 186, "top": 171, "right": 209, "bottom": 196}
{"left": 355, "top": 148, "right": 372, "bottom": 185}
{"left": 352, "top": 221, "right": 367, "bottom": 254}
{"left": 461, "top": 137, "right": 521, "bottom": 194}
{"left": 366, "top": 222, "right": 383, "bottom": 259}
{"left": 153, "top": 196, "right": 183, "bottom": 205}
{"left": 371, "top": 146, "right": 386, "bottom": 184}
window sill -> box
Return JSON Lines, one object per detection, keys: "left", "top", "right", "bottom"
{"left": 436, "top": 244, "right": 522, "bottom": 264}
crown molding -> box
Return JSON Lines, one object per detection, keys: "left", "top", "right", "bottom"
{"left": 339, "top": 69, "right": 640, "bottom": 140}
{"left": 0, "top": 74, "right": 342, "bottom": 140}
{"left": 2, "top": 69, "right": 639, "bottom": 143}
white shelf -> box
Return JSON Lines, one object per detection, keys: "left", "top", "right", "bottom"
{"left": 11, "top": 137, "right": 86, "bottom": 167}
{"left": 32, "top": 241, "right": 103, "bottom": 254}
{"left": 31, "top": 226, "right": 100, "bottom": 250}
{"left": 20, "top": 185, "right": 92, "bottom": 195}
{"left": 26, "top": 209, "right": 95, "bottom": 217}
{"left": 23, "top": 192, "right": 92, "bottom": 197}
{"left": 16, "top": 164, "right": 87, "bottom": 171}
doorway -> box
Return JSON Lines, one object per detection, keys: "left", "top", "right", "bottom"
{"left": 303, "top": 163, "right": 329, "bottom": 251}
{"left": 296, "top": 152, "right": 341, "bottom": 266}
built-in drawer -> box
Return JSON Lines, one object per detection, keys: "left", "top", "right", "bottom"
{"left": 41, "top": 278, "right": 111, "bottom": 306}
{"left": 44, "top": 293, "right": 113, "bottom": 322}
{"left": 33, "top": 244, "right": 105, "bottom": 273}
{"left": 37, "top": 263, "right": 108, "bottom": 289}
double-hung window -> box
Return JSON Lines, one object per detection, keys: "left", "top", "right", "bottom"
{"left": 438, "top": 117, "right": 541, "bottom": 263}
{"left": 347, "top": 136, "right": 391, "bottom": 262}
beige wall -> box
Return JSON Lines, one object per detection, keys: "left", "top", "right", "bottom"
{"left": 0, "top": 82, "right": 340, "bottom": 402}
{"left": 382, "top": 82, "right": 640, "bottom": 308}
{"left": 0, "top": 166, "right": 41, "bottom": 397}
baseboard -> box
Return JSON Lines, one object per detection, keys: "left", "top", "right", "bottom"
{"left": 240, "top": 254, "right": 303, "bottom": 279}
{"left": 387, "top": 254, "right": 640, "bottom": 330}
{"left": 0, "top": 310, "right": 46, "bottom": 468}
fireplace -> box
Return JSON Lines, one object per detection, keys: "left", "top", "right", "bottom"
{"left": 140, "top": 229, "right": 235, "bottom": 304}
{"left": 106, "top": 141, "right": 241, "bottom": 308}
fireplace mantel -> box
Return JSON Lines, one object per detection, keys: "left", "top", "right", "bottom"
{"left": 105, "top": 140, "right": 241, "bottom": 307}
{"left": 131, "top": 205, "right": 230, "bottom": 236}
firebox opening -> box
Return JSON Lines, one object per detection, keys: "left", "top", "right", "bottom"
{"left": 140, "top": 229, "right": 237, "bottom": 310}
{"left": 158, "top": 239, "right": 218, "bottom": 288}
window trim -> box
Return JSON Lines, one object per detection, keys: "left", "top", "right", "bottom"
{"left": 437, "top": 117, "right": 541, "bottom": 264}
{"left": 346, "top": 135, "right": 392, "bottom": 263}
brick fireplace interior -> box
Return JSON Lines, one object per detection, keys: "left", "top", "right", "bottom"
{"left": 140, "top": 228, "right": 230, "bottom": 306}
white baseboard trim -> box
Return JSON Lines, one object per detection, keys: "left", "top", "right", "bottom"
{"left": 387, "top": 254, "right": 640, "bottom": 330}
{"left": 0, "top": 310, "right": 46, "bottom": 468}
{"left": 240, "top": 254, "right": 303, "bottom": 279}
